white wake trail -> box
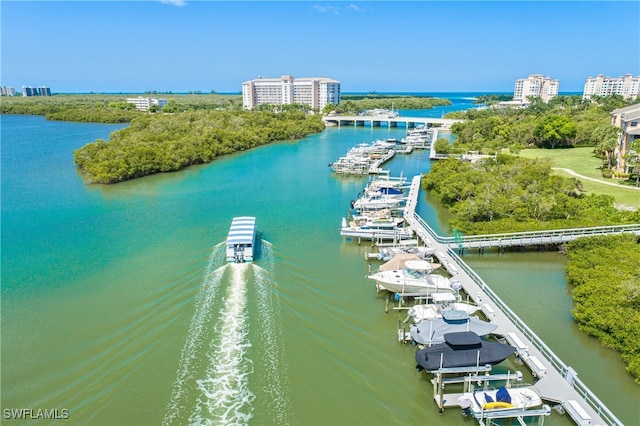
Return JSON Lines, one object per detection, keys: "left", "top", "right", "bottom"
{"left": 190, "top": 263, "right": 255, "bottom": 425}
{"left": 163, "top": 244, "right": 226, "bottom": 425}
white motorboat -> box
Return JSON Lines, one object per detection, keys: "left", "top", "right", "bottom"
{"left": 351, "top": 193, "right": 406, "bottom": 211}
{"left": 409, "top": 308, "right": 497, "bottom": 345}
{"left": 374, "top": 245, "right": 436, "bottom": 261}
{"left": 406, "top": 292, "right": 480, "bottom": 324}
{"left": 368, "top": 259, "right": 455, "bottom": 295}
{"left": 457, "top": 386, "right": 543, "bottom": 414}
{"left": 340, "top": 217, "right": 413, "bottom": 240}
{"left": 349, "top": 208, "right": 404, "bottom": 227}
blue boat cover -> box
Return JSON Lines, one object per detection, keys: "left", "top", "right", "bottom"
{"left": 496, "top": 386, "right": 512, "bottom": 404}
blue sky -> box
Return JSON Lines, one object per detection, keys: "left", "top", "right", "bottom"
{"left": 2, "top": 1, "right": 638, "bottom": 93}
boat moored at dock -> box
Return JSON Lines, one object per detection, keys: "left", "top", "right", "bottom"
{"left": 368, "top": 257, "right": 457, "bottom": 295}
{"left": 457, "top": 385, "right": 545, "bottom": 418}
{"left": 226, "top": 216, "right": 256, "bottom": 263}
{"left": 415, "top": 331, "right": 516, "bottom": 372}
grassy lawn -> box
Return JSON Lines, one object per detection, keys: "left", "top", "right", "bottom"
{"left": 517, "top": 147, "right": 640, "bottom": 210}
{"left": 518, "top": 147, "right": 603, "bottom": 177}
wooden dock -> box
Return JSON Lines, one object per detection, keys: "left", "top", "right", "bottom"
{"left": 403, "top": 174, "right": 623, "bottom": 426}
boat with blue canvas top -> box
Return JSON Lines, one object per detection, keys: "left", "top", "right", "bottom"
{"left": 226, "top": 216, "right": 256, "bottom": 263}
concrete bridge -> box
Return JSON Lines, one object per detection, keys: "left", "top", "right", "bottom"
{"left": 322, "top": 114, "right": 463, "bottom": 129}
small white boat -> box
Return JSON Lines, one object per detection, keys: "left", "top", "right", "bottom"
{"left": 457, "top": 386, "right": 543, "bottom": 414}
{"left": 348, "top": 210, "right": 405, "bottom": 229}
{"left": 368, "top": 259, "right": 455, "bottom": 295}
{"left": 351, "top": 194, "right": 406, "bottom": 211}
{"left": 409, "top": 308, "right": 497, "bottom": 345}
{"left": 340, "top": 217, "right": 414, "bottom": 240}
{"left": 374, "top": 245, "right": 436, "bottom": 261}
{"left": 226, "top": 216, "right": 256, "bottom": 263}
{"left": 406, "top": 292, "right": 480, "bottom": 324}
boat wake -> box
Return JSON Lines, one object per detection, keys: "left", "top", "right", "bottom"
{"left": 163, "top": 240, "right": 291, "bottom": 425}
{"left": 163, "top": 243, "right": 227, "bottom": 425}
{"left": 253, "top": 240, "right": 293, "bottom": 424}
{"left": 190, "top": 262, "right": 255, "bottom": 425}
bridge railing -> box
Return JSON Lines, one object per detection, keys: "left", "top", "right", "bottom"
{"left": 434, "top": 224, "right": 640, "bottom": 247}
{"left": 410, "top": 211, "right": 624, "bottom": 426}
{"left": 446, "top": 246, "right": 624, "bottom": 426}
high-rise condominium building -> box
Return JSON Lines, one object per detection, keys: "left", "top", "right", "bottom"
{"left": 583, "top": 74, "right": 640, "bottom": 100}
{"left": 242, "top": 75, "right": 341, "bottom": 111}
{"left": 1, "top": 86, "right": 17, "bottom": 96}
{"left": 513, "top": 74, "right": 559, "bottom": 104}
{"left": 21, "top": 86, "right": 51, "bottom": 97}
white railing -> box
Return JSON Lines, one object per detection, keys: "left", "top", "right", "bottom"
{"left": 435, "top": 224, "right": 640, "bottom": 249}
{"left": 447, "top": 247, "right": 623, "bottom": 426}
{"left": 409, "top": 211, "right": 624, "bottom": 426}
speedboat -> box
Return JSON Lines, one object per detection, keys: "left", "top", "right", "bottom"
{"left": 457, "top": 385, "right": 543, "bottom": 414}
{"left": 351, "top": 194, "right": 406, "bottom": 211}
{"left": 348, "top": 209, "right": 405, "bottom": 229}
{"left": 368, "top": 259, "right": 455, "bottom": 295}
{"left": 406, "top": 292, "right": 481, "bottom": 324}
{"left": 415, "top": 331, "right": 516, "bottom": 372}
{"left": 409, "top": 309, "right": 498, "bottom": 346}
{"left": 375, "top": 245, "right": 436, "bottom": 262}
{"left": 340, "top": 214, "right": 413, "bottom": 240}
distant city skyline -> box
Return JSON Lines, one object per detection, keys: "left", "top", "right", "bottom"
{"left": 2, "top": 1, "right": 638, "bottom": 93}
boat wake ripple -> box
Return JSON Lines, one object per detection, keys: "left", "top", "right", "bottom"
{"left": 254, "top": 241, "right": 293, "bottom": 424}
{"left": 163, "top": 243, "right": 227, "bottom": 425}
{"left": 164, "top": 240, "right": 290, "bottom": 425}
{"left": 191, "top": 262, "right": 255, "bottom": 425}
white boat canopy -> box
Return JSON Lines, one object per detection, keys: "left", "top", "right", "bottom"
{"left": 226, "top": 216, "right": 256, "bottom": 247}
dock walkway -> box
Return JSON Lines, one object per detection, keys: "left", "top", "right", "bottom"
{"left": 443, "top": 224, "right": 640, "bottom": 251}
{"left": 403, "top": 174, "right": 623, "bottom": 426}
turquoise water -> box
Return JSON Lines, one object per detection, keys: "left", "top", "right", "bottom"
{"left": 2, "top": 113, "right": 638, "bottom": 425}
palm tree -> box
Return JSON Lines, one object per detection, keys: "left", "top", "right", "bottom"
{"left": 591, "top": 124, "right": 620, "bottom": 170}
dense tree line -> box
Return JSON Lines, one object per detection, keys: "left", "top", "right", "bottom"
{"left": 73, "top": 110, "right": 324, "bottom": 184}
{"left": 421, "top": 155, "right": 640, "bottom": 234}
{"left": 565, "top": 234, "right": 640, "bottom": 382}
{"left": 1, "top": 94, "right": 243, "bottom": 122}
{"left": 327, "top": 96, "right": 451, "bottom": 114}
{"left": 472, "top": 94, "right": 513, "bottom": 105}
{"left": 442, "top": 95, "right": 639, "bottom": 155}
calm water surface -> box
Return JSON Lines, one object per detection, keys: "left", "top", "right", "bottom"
{"left": 2, "top": 113, "right": 638, "bottom": 425}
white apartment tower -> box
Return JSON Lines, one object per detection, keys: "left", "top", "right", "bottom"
{"left": 583, "top": 74, "right": 640, "bottom": 100}
{"left": 242, "top": 75, "right": 341, "bottom": 111}
{"left": 513, "top": 74, "right": 559, "bottom": 104}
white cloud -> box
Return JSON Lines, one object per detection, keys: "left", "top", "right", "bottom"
{"left": 160, "top": 0, "right": 187, "bottom": 7}
{"left": 313, "top": 4, "right": 340, "bottom": 15}
{"left": 347, "top": 4, "right": 364, "bottom": 12}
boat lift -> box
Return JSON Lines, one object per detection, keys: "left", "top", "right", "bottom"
{"left": 428, "top": 366, "right": 551, "bottom": 425}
